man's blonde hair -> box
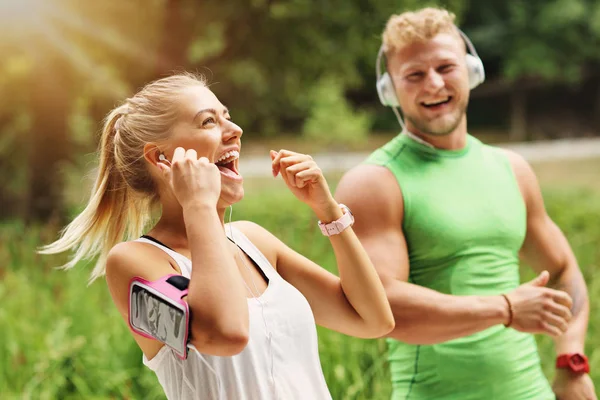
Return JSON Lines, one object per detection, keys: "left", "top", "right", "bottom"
{"left": 382, "top": 7, "right": 460, "bottom": 54}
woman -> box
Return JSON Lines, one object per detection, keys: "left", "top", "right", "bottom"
{"left": 41, "top": 72, "right": 394, "bottom": 399}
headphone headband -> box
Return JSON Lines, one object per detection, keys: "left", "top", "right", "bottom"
{"left": 457, "top": 28, "right": 480, "bottom": 60}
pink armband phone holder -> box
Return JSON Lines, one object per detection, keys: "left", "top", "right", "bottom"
{"left": 128, "top": 274, "right": 191, "bottom": 360}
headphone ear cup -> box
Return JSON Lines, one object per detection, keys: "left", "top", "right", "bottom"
{"left": 465, "top": 54, "right": 485, "bottom": 90}
{"left": 376, "top": 72, "right": 400, "bottom": 107}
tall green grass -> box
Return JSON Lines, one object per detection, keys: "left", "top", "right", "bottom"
{"left": 1, "top": 185, "right": 599, "bottom": 399}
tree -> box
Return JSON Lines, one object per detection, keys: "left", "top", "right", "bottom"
{"left": 462, "top": 0, "right": 600, "bottom": 139}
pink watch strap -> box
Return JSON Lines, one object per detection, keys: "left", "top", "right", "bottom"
{"left": 318, "top": 204, "right": 354, "bottom": 236}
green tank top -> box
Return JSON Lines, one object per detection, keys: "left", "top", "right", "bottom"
{"left": 366, "top": 133, "right": 554, "bottom": 400}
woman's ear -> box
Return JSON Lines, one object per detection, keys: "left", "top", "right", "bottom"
{"left": 143, "top": 143, "right": 164, "bottom": 166}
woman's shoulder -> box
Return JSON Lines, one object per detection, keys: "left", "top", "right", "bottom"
{"left": 229, "top": 221, "right": 281, "bottom": 268}
{"left": 229, "top": 220, "right": 279, "bottom": 245}
{"left": 106, "top": 240, "right": 176, "bottom": 281}
{"left": 107, "top": 240, "right": 159, "bottom": 266}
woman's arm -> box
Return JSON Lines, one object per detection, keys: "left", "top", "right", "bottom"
{"left": 259, "top": 150, "right": 395, "bottom": 338}
{"left": 106, "top": 149, "right": 249, "bottom": 358}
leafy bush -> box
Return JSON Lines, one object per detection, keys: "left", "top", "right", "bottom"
{"left": 302, "top": 76, "right": 372, "bottom": 149}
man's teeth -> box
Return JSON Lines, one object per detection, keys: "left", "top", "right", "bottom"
{"left": 216, "top": 150, "right": 239, "bottom": 164}
{"left": 424, "top": 98, "right": 450, "bottom": 106}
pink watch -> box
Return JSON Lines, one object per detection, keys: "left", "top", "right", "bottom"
{"left": 318, "top": 204, "right": 355, "bottom": 236}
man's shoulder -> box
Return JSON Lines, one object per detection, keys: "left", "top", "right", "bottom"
{"left": 476, "top": 139, "right": 529, "bottom": 169}
{"left": 338, "top": 163, "right": 399, "bottom": 193}
{"left": 335, "top": 163, "right": 403, "bottom": 218}
{"left": 476, "top": 142, "right": 539, "bottom": 194}
{"left": 479, "top": 142, "right": 531, "bottom": 172}
{"left": 475, "top": 138, "right": 524, "bottom": 161}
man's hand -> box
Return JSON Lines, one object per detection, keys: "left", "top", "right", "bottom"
{"left": 553, "top": 369, "right": 597, "bottom": 400}
{"left": 506, "top": 271, "right": 573, "bottom": 337}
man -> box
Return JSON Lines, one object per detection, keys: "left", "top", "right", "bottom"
{"left": 335, "top": 7, "right": 596, "bottom": 400}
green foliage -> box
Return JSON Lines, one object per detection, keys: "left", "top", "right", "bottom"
{"left": 2, "top": 184, "right": 600, "bottom": 398}
{"left": 302, "top": 77, "right": 372, "bottom": 148}
{"left": 0, "top": 222, "right": 164, "bottom": 400}
{"left": 5, "top": 0, "right": 600, "bottom": 220}
{"left": 465, "top": 0, "right": 600, "bottom": 83}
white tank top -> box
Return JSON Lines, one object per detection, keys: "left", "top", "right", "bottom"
{"left": 136, "top": 224, "right": 332, "bottom": 400}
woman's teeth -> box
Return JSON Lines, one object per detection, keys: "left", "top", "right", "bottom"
{"left": 215, "top": 150, "right": 239, "bottom": 165}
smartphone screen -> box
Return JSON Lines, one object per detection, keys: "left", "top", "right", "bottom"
{"left": 130, "top": 283, "right": 188, "bottom": 358}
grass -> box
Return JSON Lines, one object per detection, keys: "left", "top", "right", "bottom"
{"left": 1, "top": 158, "right": 599, "bottom": 399}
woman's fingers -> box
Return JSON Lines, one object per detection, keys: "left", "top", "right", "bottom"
{"left": 296, "top": 168, "right": 322, "bottom": 188}
{"left": 185, "top": 148, "right": 198, "bottom": 161}
{"left": 157, "top": 161, "right": 171, "bottom": 177}
{"left": 172, "top": 147, "right": 186, "bottom": 163}
{"left": 271, "top": 149, "right": 309, "bottom": 176}
{"left": 286, "top": 162, "right": 321, "bottom": 188}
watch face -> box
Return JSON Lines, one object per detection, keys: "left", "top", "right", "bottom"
{"left": 569, "top": 354, "right": 588, "bottom": 372}
{"left": 571, "top": 354, "right": 585, "bottom": 365}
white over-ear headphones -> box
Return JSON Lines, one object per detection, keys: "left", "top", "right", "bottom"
{"left": 376, "top": 27, "right": 485, "bottom": 109}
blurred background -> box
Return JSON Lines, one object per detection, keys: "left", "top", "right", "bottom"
{"left": 0, "top": 0, "right": 599, "bottom": 398}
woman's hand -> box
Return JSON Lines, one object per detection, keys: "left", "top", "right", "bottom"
{"left": 270, "top": 149, "right": 336, "bottom": 213}
{"left": 158, "top": 147, "right": 222, "bottom": 209}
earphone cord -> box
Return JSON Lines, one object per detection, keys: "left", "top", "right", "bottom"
{"left": 227, "top": 206, "right": 277, "bottom": 397}
{"left": 391, "top": 107, "right": 406, "bottom": 131}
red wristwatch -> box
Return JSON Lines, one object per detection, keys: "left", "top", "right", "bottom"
{"left": 556, "top": 353, "right": 590, "bottom": 373}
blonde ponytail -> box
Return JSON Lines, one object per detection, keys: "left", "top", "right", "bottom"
{"left": 39, "top": 105, "right": 152, "bottom": 282}
{"left": 40, "top": 72, "right": 206, "bottom": 282}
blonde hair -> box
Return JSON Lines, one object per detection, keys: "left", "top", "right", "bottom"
{"left": 382, "top": 7, "right": 460, "bottom": 55}
{"left": 39, "top": 72, "right": 207, "bottom": 282}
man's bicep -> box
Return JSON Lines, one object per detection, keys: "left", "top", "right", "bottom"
{"left": 504, "top": 149, "right": 573, "bottom": 275}
{"left": 358, "top": 227, "right": 410, "bottom": 282}
{"left": 335, "top": 164, "right": 409, "bottom": 282}
{"left": 521, "top": 212, "right": 574, "bottom": 278}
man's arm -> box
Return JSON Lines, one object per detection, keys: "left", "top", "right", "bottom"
{"left": 504, "top": 150, "right": 595, "bottom": 399}
{"left": 335, "top": 164, "right": 507, "bottom": 344}
{"left": 506, "top": 150, "right": 589, "bottom": 351}
{"left": 335, "top": 163, "right": 572, "bottom": 345}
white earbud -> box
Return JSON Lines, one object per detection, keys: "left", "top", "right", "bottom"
{"left": 158, "top": 154, "right": 166, "bottom": 162}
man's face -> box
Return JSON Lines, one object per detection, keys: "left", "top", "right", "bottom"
{"left": 387, "top": 33, "right": 470, "bottom": 136}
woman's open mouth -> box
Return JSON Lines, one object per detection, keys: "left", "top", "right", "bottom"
{"left": 215, "top": 150, "right": 243, "bottom": 181}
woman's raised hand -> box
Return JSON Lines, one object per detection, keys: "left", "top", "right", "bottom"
{"left": 270, "top": 149, "right": 336, "bottom": 212}
{"left": 158, "top": 147, "right": 222, "bottom": 208}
